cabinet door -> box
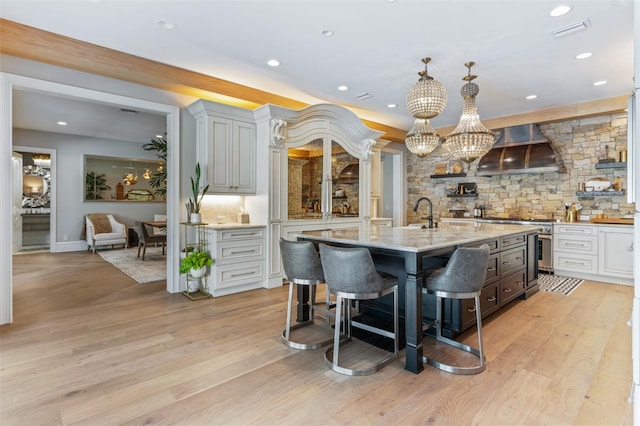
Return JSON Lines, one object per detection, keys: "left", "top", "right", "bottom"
{"left": 232, "top": 120, "right": 256, "bottom": 194}
{"left": 208, "top": 117, "right": 234, "bottom": 192}
{"left": 599, "top": 227, "right": 634, "bottom": 278}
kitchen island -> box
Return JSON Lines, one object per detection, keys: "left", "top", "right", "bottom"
{"left": 297, "top": 222, "right": 539, "bottom": 374}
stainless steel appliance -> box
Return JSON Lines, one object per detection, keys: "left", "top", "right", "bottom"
{"left": 477, "top": 217, "right": 554, "bottom": 273}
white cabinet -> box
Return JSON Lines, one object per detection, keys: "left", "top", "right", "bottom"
{"left": 187, "top": 100, "right": 257, "bottom": 194}
{"left": 599, "top": 225, "right": 634, "bottom": 279}
{"left": 206, "top": 226, "right": 266, "bottom": 297}
{"left": 553, "top": 223, "right": 633, "bottom": 285}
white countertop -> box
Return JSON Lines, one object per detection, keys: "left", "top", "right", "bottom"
{"left": 298, "top": 222, "right": 538, "bottom": 253}
{"left": 204, "top": 223, "right": 266, "bottom": 230}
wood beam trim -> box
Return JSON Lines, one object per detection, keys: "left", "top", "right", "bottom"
{"left": 435, "top": 95, "right": 629, "bottom": 135}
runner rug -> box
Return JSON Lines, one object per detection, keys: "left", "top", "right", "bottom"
{"left": 98, "top": 247, "right": 166, "bottom": 284}
{"left": 538, "top": 274, "right": 584, "bottom": 295}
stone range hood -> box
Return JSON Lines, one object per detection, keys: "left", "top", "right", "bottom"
{"left": 337, "top": 163, "right": 359, "bottom": 184}
{"left": 477, "top": 123, "right": 563, "bottom": 176}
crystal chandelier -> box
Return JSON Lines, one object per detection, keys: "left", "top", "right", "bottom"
{"left": 405, "top": 57, "right": 447, "bottom": 157}
{"left": 122, "top": 172, "right": 138, "bottom": 185}
{"left": 445, "top": 62, "right": 496, "bottom": 163}
{"left": 32, "top": 153, "right": 51, "bottom": 168}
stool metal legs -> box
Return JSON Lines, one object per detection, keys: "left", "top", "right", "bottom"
{"left": 282, "top": 280, "right": 334, "bottom": 350}
{"left": 423, "top": 294, "right": 486, "bottom": 375}
{"left": 324, "top": 286, "right": 399, "bottom": 376}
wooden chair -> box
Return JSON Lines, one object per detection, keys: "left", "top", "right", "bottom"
{"left": 134, "top": 221, "right": 166, "bottom": 260}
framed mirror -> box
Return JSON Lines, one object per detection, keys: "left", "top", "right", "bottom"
{"left": 22, "top": 165, "right": 51, "bottom": 208}
{"left": 84, "top": 155, "right": 166, "bottom": 202}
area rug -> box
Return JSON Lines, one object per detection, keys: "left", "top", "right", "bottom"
{"left": 98, "top": 247, "right": 166, "bottom": 284}
{"left": 538, "top": 274, "right": 584, "bottom": 295}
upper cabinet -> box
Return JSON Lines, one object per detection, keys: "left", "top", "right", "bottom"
{"left": 187, "top": 100, "right": 257, "bottom": 194}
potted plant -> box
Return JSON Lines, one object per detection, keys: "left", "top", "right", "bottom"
{"left": 180, "top": 246, "right": 195, "bottom": 259}
{"left": 180, "top": 249, "right": 213, "bottom": 280}
{"left": 187, "top": 162, "right": 209, "bottom": 224}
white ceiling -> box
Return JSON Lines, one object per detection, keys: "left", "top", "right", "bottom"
{"left": 1, "top": 0, "right": 635, "bottom": 137}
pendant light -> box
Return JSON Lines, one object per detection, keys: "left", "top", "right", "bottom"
{"left": 405, "top": 57, "right": 447, "bottom": 157}
{"left": 445, "top": 62, "right": 496, "bottom": 163}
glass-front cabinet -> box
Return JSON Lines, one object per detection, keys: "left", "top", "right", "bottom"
{"left": 287, "top": 138, "right": 360, "bottom": 222}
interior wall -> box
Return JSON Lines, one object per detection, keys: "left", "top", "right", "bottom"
{"left": 13, "top": 129, "right": 167, "bottom": 245}
{"left": 407, "top": 112, "right": 634, "bottom": 222}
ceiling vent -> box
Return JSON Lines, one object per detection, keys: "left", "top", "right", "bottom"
{"left": 476, "top": 123, "right": 563, "bottom": 176}
{"left": 355, "top": 92, "right": 372, "bottom": 100}
{"left": 552, "top": 20, "right": 591, "bottom": 38}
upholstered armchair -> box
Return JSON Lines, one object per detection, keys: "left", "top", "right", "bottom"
{"left": 85, "top": 214, "right": 127, "bottom": 253}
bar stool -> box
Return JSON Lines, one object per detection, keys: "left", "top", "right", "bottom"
{"left": 279, "top": 239, "right": 334, "bottom": 350}
{"left": 318, "top": 243, "right": 399, "bottom": 376}
{"left": 422, "top": 245, "right": 490, "bottom": 375}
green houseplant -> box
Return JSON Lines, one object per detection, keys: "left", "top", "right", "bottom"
{"left": 187, "top": 162, "right": 209, "bottom": 223}
{"left": 85, "top": 172, "right": 111, "bottom": 200}
{"left": 142, "top": 134, "right": 167, "bottom": 200}
{"left": 179, "top": 250, "right": 213, "bottom": 278}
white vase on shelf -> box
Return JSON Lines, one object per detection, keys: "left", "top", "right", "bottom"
{"left": 186, "top": 277, "right": 200, "bottom": 293}
{"left": 190, "top": 266, "right": 207, "bottom": 278}
{"left": 190, "top": 213, "right": 202, "bottom": 224}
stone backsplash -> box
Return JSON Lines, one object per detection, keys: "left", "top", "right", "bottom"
{"left": 407, "top": 112, "right": 634, "bottom": 223}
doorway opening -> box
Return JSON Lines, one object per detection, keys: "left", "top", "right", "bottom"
{"left": 1, "top": 73, "right": 181, "bottom": 325}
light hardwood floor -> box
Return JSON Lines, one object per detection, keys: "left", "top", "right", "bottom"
{"left": 2, "top": 251, "right": 634, "bottom": 425}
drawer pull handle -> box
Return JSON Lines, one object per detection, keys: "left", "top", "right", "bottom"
{"left": 229, "top": 271, "right": 256, "bottom": 278}
{"left": 564, "top": 242, "right": 586, "bottom": 247}
{"left": 565, "top": 261, "right": 585, "bottom": 266}
{"left": 229, "top": 249, "right": 257, "bottom": 255}
{"left": 467, "top": 307, "right": 476, "bottom": 313}
{"left": 503, "top": 261, "right": 511, "bottom": 265}
{"left": 503, "top": 288, "right": 512, "bottom": 293}
{"left": 487, "top": 267, "right": 497, "bottom": 272}
{"left": 628, "top": 243, "right": 634, "bottom": 252}
{"left": 517, "top": 281, "right": 525, "bottom": 285}
{"left": 228, "top": 232, "right": 260, "bottom": 237}
{"left": 487, "top": 296, "right": 497, "bottom": 302}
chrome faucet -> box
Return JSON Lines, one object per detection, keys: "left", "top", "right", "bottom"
{"left": 413, "top": 197, "right": 434, "bottom": 229}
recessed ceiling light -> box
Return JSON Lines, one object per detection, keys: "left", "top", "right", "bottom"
{"left": 576, "top": 52, "right": 592, "bottom": 59}
{"left": 337, "top": 85, "right": 349, "bottom": 91}
{"left": 387, "top": 103, "right": 397, "bottom": 108}
{"left": 267, "top": 59, "right": 280, "bottom": 67}
{"left": 57, "top": 121, "right": 67, "bottom": 126}
{"left": 155, "top": 134, "right": 164, "bottom": 139}
{"left": 321, "top": 29, "right": 334, "bottom": 37}
{"left": 525, "top": 95, "right": 538, "bottom": 100}
{"left": 593, "top": 80, "right": 607, "bottom": 86}
{"left": 550, "top": 5, "right": 572, "bottom": 17}
{"left": 157, "top": 20, "right": 175, "bottom": 30}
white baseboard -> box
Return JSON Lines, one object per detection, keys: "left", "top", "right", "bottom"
{"left": 53, "top": 240, "right": 87, "bottom": 252}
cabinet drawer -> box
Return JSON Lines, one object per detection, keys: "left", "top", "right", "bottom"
{"left": 212, "top": 260, "right": 265, "bottom": 290}
{"left": 485, "top": 253, "right": 499, "bottom": 283}
{"left": 554, "top": 253, "right": 598, "bottom": 274}
{"left": 501, "top": 234, "right": 526, "bottom": 249}
{"left": 554, "top": 234, "right": 597, "bottom": 255}
{"left": 215, "top": 239, "right": 265, "bottom": 264}
{"left": 217, "top": 227, "right": 265, "bottom": 241}
{"left": 500, "top": 270, "right": 526, "bottom": 305}
{"left": 461, "top": 282, "right": 499, "bottom": 330}
{"left": 501, "top": 246, "right": 526, "bottom": 277}
{"left": 554, "top": 225, "right": 596, "bottom": 236}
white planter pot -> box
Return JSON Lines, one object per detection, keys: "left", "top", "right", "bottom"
{"left": 190, "top": 213, "right": 202, "bottom": 224}
{"left": 186, "top": 277, "right": 200, "bottom": 293}
{"left": 190, "top": 266, "right": 207, "bottom": 278}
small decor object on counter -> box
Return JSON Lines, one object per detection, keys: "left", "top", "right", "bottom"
{"left": 452, "top": 162, "right": 463, "bottom": 174}
{"left": 187, "top": 162, "right": 209, "bottom": 224}
{"left": 237, "top": 208, "right": 250, "bottom": 224}
{"left": 434, "top": 163, "right": 447, "bottom": 175}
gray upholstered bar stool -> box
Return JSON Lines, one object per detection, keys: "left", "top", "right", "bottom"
{"left": 422, "top": 245, "right": 490, "bottom": 375}
{"left": 279, "top": 239, "right": 334, "bottom": 350}
{"left": 318, "top": 243, "right": 399, "bottom": 376}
